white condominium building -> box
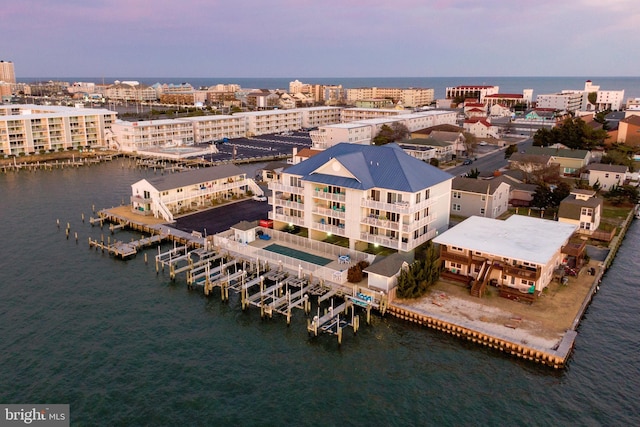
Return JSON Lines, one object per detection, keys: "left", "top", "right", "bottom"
{"left": 182, "top": 115, "right": 247, "bottom": 143}
{"left": 268, "top": 143, "right": 453, "bottom": 253}
{"left": 234, "top": 110, "right": 302, "bottom": 137}
{"left": 109, "top": 119, "right": 194, "bottom": 152}
{"left": 0, "top": 104, "right": 116, "bottom": 156}
{"left": 445, "top": 85, "right": 499, "bottom": 103}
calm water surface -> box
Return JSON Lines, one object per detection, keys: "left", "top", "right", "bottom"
{"left": 0, "top": 159, "right": 638, "bottom": 426}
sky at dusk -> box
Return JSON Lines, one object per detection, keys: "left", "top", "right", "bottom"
{"left": 2, "top": 0, "right": 638, "bottom": 78}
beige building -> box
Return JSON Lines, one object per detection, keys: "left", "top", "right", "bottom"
{"left": 558, "top": 189, "right": 603, "bottom": 235}
{"left": 346, "top": 87, "right": 434, "bottom": 108}
{"left": 0, "top": 104, "right": 116, "bottom": 156}
{"left": 182, "top": 115, "right": 247, "bottom": 143}
{"left": 0, "top": 60, "right": 16, "bottom": 83}
{"left": 234, "top": 110, "right": 302, "bottom": 136}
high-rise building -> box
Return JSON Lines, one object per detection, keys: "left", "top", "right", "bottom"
{"left": 0, "top": 60, "right": 16, "bottom": 83}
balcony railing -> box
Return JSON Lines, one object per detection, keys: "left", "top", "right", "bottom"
{"left": 400, "top": 213, "right": 436, "bottom": 233}
{"left": 268, "top": 212, "right": 305, "bottom": 226}
{"left": 269, "top": 197, "right": 304, "bottom": 210}
{"left": 313, "top": 189, "right": 345, "bottom": 202}
{"left": 440, "top": 247, "right": 470, "bottom": 264}
{"left": 360, "top": 232, "right": 399, "bottom": 249}
{"left": 269, "top": 182, "right": 304, "bottom": 194}
{"left": 314, "top": 222, "right": 346, "bottom": 236}
{"left": 312, "top": 206, "right": 346, "bottom": 219}
{"left": 503, "top": 265, "right": 541, "bottom": 280}
{"left": 361, "top": 216, "right": 400, "bottom": 231}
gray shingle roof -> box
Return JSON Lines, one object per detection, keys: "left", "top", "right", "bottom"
{"left": 525, "top": 146, "right": 590, "bottom": 160}
{"left": 284, "top": 143, "right": 454, "bottom": 193}
{"left": 558, "top": 195, "right": 603, "bottom": 221}
{"left": 144, "top": 164, "right": 245, "bottom": 191}
{"left": 452, "top": 177, "right": 509, "bottom": 195}
{"left": 586, "top": 163, "right": 629, "bottom": 173}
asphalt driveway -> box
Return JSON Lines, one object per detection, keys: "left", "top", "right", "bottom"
{"left": 173, "top": 199, "right": 270, "bottom": 235}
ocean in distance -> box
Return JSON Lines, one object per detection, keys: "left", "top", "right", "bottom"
{"left": 18, "top": 76, "right": 640, "bottom": 100}
{"left": 1, "top": 159, "right": 639, "bottom": 425}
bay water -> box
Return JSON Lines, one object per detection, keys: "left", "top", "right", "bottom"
{"left": 1, "top": 158, "right": 638, "bottom": 425}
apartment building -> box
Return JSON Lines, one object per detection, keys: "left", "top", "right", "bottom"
{"left": 0, "top": 104, "right": 116, "bottom": 156}
{"left": 535, "top": 92, "right": 584, "bottom": 112}
{"left": 131, "top": 164, "right": 261, "bottom": 222}
{"left": 109, "top": 119, "right": 194, "bottom": 152}
{"left": 346, "top": 87, "right": 434, "bottom": 108}
{"left": 268, "top": 143, "right": 453, "bottom": 253}
{"left": 433, "top": 215, "right": 578, "bottom": 294}
{"left": 234, "top": 110, "right": 302, "bottom": 136}
{"left": 340, "top": 108, "right": 409, "bottom": 123}
{"left": 104, "top": 82, "right": 157, "bottom": 102}
{"left": 182, "top": 115, "right": 247, "bottom": 143}
{"left": 0, "top": 60, "right": 16, "bottom": 83}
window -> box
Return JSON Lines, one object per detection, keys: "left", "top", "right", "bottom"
{"left": 481, "top": 195, "right": 486, "bottom": 201}
{"left": 452, "top": 191, "right": 461, "bottom": 199}
{"left": 605, "top": 173, "right": 609, "bottom": 178}
{"left": 480, "top": 208, "right": 485, "bottom": 215}
{"left": 452, "top": 203, "right": 461, "bottom": 211}
{"left": 581, "top": 207, "right": 592, "bottom": 216}
{"left": 425, "top": 189, "right": 430, "bottom": 200}
{"left": 416, "top": 192, "right": 421, "bottom": 203}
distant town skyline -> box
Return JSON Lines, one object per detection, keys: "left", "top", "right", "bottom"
{"left": 3, "top": 0, "right": 639, "bottom": 78}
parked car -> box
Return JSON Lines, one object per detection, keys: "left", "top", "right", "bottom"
{"left": 252, "top": 195, "right": 267, "bottom": 202}
{"left": 463, "top": 159, "right": 473, "bottom": 165}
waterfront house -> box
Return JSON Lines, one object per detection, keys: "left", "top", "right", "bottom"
{"left": 558, "top": 189, "right": 603, "bottom": 235}
{"left": 363, "top": 252, "right": 414, "bottom": 293}
{"left": 433, "top": 215, "right": 578, "bottom": 297}
{"left": 130, "top": 164, "right": 263, "bottom": 222}
{"left": 451, "top": 177, "right": 510, "bottom": 218}
{"left": 268, "top": 143, "right": 454, "bottom": 253}
{"left": 583, "top": 163, "right": 629, "bottom": 190}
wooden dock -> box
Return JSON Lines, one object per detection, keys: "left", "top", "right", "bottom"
{"left": 88, "top": 233, "right": 168, "bottom": 258}
{"left": 307, "top": 299, "right": 359, "bottom": 344}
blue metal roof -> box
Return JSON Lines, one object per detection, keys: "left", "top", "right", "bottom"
{"left": 286, "top": 143, "right": 453, "bottom": 192}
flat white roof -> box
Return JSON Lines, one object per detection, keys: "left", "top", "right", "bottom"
{"left": 433, "top": 215, "right": 577, "bottom": 265}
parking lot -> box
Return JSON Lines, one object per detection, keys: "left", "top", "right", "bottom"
{"left": 173, "top": 198, "right": 271, "bottom": 235}
{"left": 199, "top": 132, "right": 313, "bottom": 163}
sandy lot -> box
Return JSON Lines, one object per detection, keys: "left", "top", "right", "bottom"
{"left": 393, "top": 260, "right": 601, "bottom": 351}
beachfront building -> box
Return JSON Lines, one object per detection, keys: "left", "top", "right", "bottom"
{"left": 451, "top": 177, "right": 510, "bottom": 218}
{"left": 340, "top": 108, "right": 408, "bottom": 123}
{"left": 104, "top": 81, "right": 157, "bottom": 102}
{"left": 268, "top": 143, "right": 453, "bottom": 253}
{"left": 433, "top": 215, "right": 578, "bottom": 295}
{"left": 130, "top": 164, "right": 263, "bottom": 222}
{"left": 583, "top": 163, "right": 629, "bottom": 190}
{"left": 295, "top": 106, "right": 342, "bottom": 129}
{"left": 109, "top": 119, "right": 194, "bottom": 152}
{"left": 617, "top": 115, "right": 640, "bottom": 146}
{"left": 346, "top": 87, "right": 435, "bottom": 108}
{"left": 445, "top": 85, "right": 499, "bottom": 103}
{"left": 0, "top": 104, "right": 117, "bottom": 156}
{"left": 182, "top": 115, "right": 247, "bottom": 143}
{"left": 234, "top": 110, "right": 302, "bottom": 136}
{"left": 558, "top": 189, "right": 603, "bottom": 235}
{"left": 484, "top": 91, "right": 532, "bottom": 108}
{"left": 310, "top": 123, "right": 373, "bottom": 150}
{"left": 0, "top": 60, "right": 16, "bottom": 83}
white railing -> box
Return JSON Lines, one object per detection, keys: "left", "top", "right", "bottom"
{"left": 269, "top": 182, "right": 304, "bottom": 194}
{"left": 314, "top": 222, "right": 346, "bottom": 236}
{"left": 270, "top": 197, "right": 305, "bottom": 210}
{"left": 398, "top": 229, "right": 437, "bottom": 251}
{"left": 361, "top": 216, "right": 400, "bottom": 231}
{"left": 360, "top": 232, "right": 399, "bottom": 249}
{"left": 268, "top": 212, "right": 305, "bottom": 226}
{"left": 400, "top": 213, "right": 437, "bottom": 233}
{"left": 156, "top": 199, "right": 174, "bottom": 222}
{"left": 312, "top": 206, "right": 346, "bottom": 219}
{"left": 159, "top": 179, "right": 248, "bottom": 205}
{"left": 313, "top": 190, "right": 346, "bottom": 202}
{"left": 361, "top": 196, "right": 438, "bottom": 214}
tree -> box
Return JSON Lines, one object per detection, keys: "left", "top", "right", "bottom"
{"left": 396, "top": 243, "right": 440, "bottom": 299}
{"left": 372, "top": 123, "right": 410, "bottom": 146}
{"left": 603, "top": 185, "right": 640, "bottom": 205}
{"left": 601, "top": 146, "right": 635, "bottom": 172}
{"left": 429, "top": 158, "right": 440, "bottom": 167}
{"left": 531, "top": 184, "right": 554, "bottom": 209}
{"left": 465, "top": 168, "right": 480, "bottom": 179}
{"left": 462, "top": 132, "right": 477, "bottom": 157}
{"left": 532, "top": 117, "right": 608, "bottom": 150}
{"left": 504, "top": 144, "right": 518, "bottom": 159}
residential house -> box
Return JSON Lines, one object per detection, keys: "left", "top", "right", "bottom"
{"left": 289, "top": 147, "right": 322, "bottom": 165}
{"left": 507, "top": 152, "right": 557, "bottom": 181}
{"left": 558, "top": 189, "right": 603, "bottom": 235}
{"left": 433, "top": 215, "right": 578, "bottom": 295}
{"left": 268, "top": 143, "right": 454, "bottom": 253}
{"left": 463, "top": 117, "right": 499, "bottom": 139}
{"left": 464, "top": 102, "right": 487, "bottom": 118}
{"left": 490, "top": 103, "right": 512, "bottom": 118}
{"left": 583, "top": 163, "right": 629, "bottom": 190}
{"left": 450, "top": 177, "right": 510, "bottom": 218}
{"left": 130, "top": 164, "right": 263, "bottom": 222}
{"left": 363, "top": 252, "right": 414, "bottom": 293}
{"left": 524, "top": 146, "right": 591, "bottom": 177}
{"left": 617, "top": 115, "right": 640, "bottom": 146}
{"left": 398, "top": 138, "right": 452, "bottom": 162}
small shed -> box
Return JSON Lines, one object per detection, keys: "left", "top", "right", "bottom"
{"left": 231, "top": 220, "right": 259, "bottom": 244}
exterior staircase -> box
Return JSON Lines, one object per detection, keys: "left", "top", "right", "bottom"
{"left": 471, "top": 260, "right": 492, "bottom": 298}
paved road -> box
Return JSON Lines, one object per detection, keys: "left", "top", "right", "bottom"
{"left": 447, "top": 137, "right": 533, "bottom": 176}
